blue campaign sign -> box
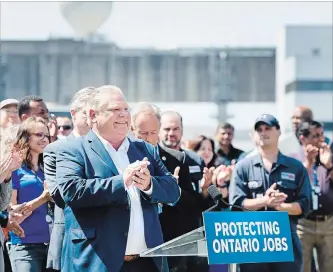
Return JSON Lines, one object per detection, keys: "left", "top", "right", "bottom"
{"left": 203, "top": 211, "right": 294, "bottom": 265}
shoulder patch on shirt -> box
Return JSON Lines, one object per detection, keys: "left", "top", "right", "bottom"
{"left": 281, "top": 172, "right": 295, "bottom": 181}
{"left": 248, "top": 180, "right": 262, "bottom": 189}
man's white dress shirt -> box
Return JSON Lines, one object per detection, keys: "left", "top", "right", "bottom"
{"left": 94, "top": 131, "right": 152, "bottom": 255}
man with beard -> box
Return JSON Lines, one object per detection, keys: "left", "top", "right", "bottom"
{"left": 214, "top": 123, "right": 245, "bottom": 166}
{"left": 159, "top": 110, "right": 209, "bottom": 272}
{"left": 131, "top": 102, "right": 197, "bottom": 272}
{"left": 159, "top": 111, "right": 205, "bottom": 195}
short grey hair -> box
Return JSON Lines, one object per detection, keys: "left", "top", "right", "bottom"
{"left": 90, "top": 85, "right": 124, "bottom": 112}
{"left": 0, "top": 124, "right": 20, "bottom": 159}
{"left": 70, "top": 86, "right": 97, "bottom": 112}
{"left": 161, "top": 110, "right": 183, "bottom": 128}
{"left": 131, "top": 102, "right": 161, "bottom": 128}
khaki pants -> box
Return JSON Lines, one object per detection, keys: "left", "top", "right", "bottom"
{"left": 297, "top": 216, "right": 333, "bottom": 272}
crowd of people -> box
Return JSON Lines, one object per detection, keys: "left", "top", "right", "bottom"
{"left": 0, "top": 85, "right": 332, "bottom": 272}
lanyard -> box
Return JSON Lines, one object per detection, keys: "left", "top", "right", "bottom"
{"left": 31, "top": 169, "right": 43, "bottom": 185}
{"left": 31, "top": 168, "right": 54, "bottom": 218}
{"left": 313, "top": 165, "right": 319, "bottom": 187}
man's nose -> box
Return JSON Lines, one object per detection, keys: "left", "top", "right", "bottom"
{"left": 168, "top": 130, "right": 175, "bottom": 135}
{"left": 119, "top": 109, "right": 129, "bottom": 117}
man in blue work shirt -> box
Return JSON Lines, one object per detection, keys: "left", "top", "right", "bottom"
{"left": 229, "top": 113, "right": 311, "bottom": 272}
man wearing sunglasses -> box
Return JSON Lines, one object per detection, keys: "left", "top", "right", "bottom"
{"left": 56, "top": 116, "right": 73, "bottom": 138}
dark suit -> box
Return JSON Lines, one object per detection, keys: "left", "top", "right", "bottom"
{"left": 55, "top": 131, "right": 180, "bottom": 272}
{"left": 181, "top": 149, "right": 210, "bottom": 272}
{"left": 43, "top": 133, "right": 77, "bottom": 271}
{"left": 158, "top": 145, "right": 198, "bottom": 241}
{"left": 157, "top": 145, "right": 198, "bottom": 272}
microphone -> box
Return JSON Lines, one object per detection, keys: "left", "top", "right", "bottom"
{"left": 203, "top": 185, "right": 224, "bottom": 212}
{"left": 206, "top": 185, "right": 250, "bottom": 212}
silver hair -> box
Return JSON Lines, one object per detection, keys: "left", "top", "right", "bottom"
{"left": 131, "top": 102, "right": 161, "bottom": 128}
{"left": 0, "top": 124, "right": 20, "bottom": 160}
{"left": 70, "top": 86, "right": 97, "bottom": 112}
{"left": 90, "top": 85, "right": 124, "bottom": 112}
{"left": 161, "top": 110, "right": 183, "bottom": 128}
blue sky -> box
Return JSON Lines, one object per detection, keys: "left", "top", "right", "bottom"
{"left": 1, "top": 1, "right": 332, "bottom": 48}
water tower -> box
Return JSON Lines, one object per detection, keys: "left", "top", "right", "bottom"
{"left": 59, "top": 1, "right": 113, "bottom": 39}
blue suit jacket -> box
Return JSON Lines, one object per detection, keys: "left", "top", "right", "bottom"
{"left": 55, "top": 130, "right": 180, "bottom": 272}
{"left": 43, "top": 133, "right": 77, "bottom": 270}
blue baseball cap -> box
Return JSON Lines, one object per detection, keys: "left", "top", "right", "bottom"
{"left": 254, "top": 114, "right": 280, "bottom": 130}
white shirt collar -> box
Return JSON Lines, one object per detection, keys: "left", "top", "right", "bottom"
{"left": 93, "top": 129, "right": 130, "bottom": 152}
{"left": 72, "top": 130, "right": 80, "bottom": 138}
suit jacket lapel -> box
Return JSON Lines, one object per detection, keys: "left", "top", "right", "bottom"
{"left": 157, "top": 144, "right": 168, "bottom": 163}
{"left": 127, "top": 138, "right": 141, "bottom": 164}
{"left": 86, "top": 130, "right": 119, "bottom": 176}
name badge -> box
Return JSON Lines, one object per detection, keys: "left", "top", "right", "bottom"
{"left": 281, "top": 172, "right": 295, "bottom": 181}
{"left": 248, "top": 180, "right": 261, "bottom": 189}
{"left": 22, "top": 175, "right": 36, "bottom": 180}
{"left": 189, "top": 165, "right": 201, "bottom": 173}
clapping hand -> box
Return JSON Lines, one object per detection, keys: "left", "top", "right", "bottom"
{"left": 123, "top": 157, "right": 152, "bottom": 191}
{"left": 173, "top": 167, "right": 180, "bottom": 184}
{"left": 7, "top": 203, "right": 33, "bottom": 237}
{"left": 0, "top": 148, "right": 23, "bottom": 183}
{"left": 304, "top": 144, "right": 319, "bottom": 166}
{"left": 264, "top": 183, "right": 288, "bottom": 208}
{"left": 201, "top": 166, "right": 215, "bottom": 190}
{"left": 319, "top": 142, "right": 333, "bottom": 169}
{"left": 212, "top": 164, "right": 233, "bottom": 188}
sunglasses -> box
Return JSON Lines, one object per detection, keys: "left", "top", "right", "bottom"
{"left": 32, "top": 132, "right": 50, "bottom": 140}
{"left": 58, "top": 125, "right": 72, "bottom": 130}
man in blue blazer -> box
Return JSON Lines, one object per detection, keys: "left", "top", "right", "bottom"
{"left": 55, "top": 85, "right": 180, "bottom": 272}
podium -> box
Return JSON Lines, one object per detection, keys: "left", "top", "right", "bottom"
{"left": 141, "top": 211, "right": 294, "bottom": 267}
{"left": 140, "top": 226, "right": 208, "bottom": 258}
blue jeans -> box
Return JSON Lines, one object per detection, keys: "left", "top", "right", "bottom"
{"left": 8, "top": 243, "right": 48, "bottom": 272}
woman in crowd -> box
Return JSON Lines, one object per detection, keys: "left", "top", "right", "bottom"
{"left": 187, "top": 135, "right": 218, "bottom": 168}
{"left": 0, "top": 125, "right": 31, "bottom": 272}
{"left": 187, "top": 135, "right": 233, "bottom": 202}
{"left": 8, "top": 117, "right": 52, "bottom": 272}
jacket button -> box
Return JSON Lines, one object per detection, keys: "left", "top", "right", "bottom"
{"left": 124, "top": 232, "right": 128, "bottom": 237}
{"left": 83, "top": 263, "right": 89, "bottom": 268}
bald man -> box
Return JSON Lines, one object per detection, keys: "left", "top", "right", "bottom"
{"left": 291, "top": 106, "right": 313, "bottom": 133}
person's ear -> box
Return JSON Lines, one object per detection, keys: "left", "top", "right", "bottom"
{"left": 21, "top": 114, "right": 29, "bottom": 121}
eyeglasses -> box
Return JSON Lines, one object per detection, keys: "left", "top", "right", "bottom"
{"left": 58, "top": 125, "right": 72, "bottom": 130}
{"left": 32, "top": 132, "right": 50, "bottom": 140}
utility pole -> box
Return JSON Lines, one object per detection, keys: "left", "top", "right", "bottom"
{"left": 212, "top": 48, "right": 232, "bottom": 124}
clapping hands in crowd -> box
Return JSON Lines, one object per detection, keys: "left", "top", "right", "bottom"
{"left": 6, "top": 202, "right": 33, "bottom": 237}
{"left": 201, "top": 161, "right": 236, "bottom": 198}
{"left": 304, "top": 142, "right": 333, "bottom": 170}
{"left": 0, "top": 147, "right": 24, "bottom": 183}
